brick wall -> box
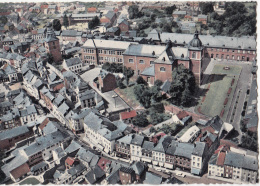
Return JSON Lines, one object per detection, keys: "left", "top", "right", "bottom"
{"left": 154, "top": 63, "right": 173, "bottom": 83}
{"left": 205, "top": 47, "right": 256, "bottom": 62}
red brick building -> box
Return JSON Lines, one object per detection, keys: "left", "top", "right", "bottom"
{"left": 81, "top": 39, "right": 133, "bottom": 65}
{"left": 43, "top": 23, "right": 62, "bottom": 63}
{"left": 123, "top": 32, "right": 203, "bottom": 84}
{"left": 93, "top": 70, "right": 117, "bottom": 93}
{"left": 119, "top": 167, "right": 136, "bottom": 184}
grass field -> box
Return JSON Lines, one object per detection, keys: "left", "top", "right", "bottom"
{"left": 115, "top": 85, "right": 141, "bottom": 109}
{"left": 20, "top": 177, "right": 40, "bottom": 185}
{"left": 197, "top": 65, "right": 242, "bottom": 121}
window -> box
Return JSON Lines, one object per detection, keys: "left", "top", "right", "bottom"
{"left": 129, "top": 59, "right": 134, "bottom": 63}
{"left": 238, "top": 50, "right": 240, "bottom": 53}
{"left": 160, "top": 67, "right": 166, "bottom": 72}
{"left": 139, "top": 60, "right": 144, "bottom": 64}
{"left": 192, "top": 52, "right": 196, "bottom": 58}
{"left": 150, "top": 61, "right": 154, "bottom": 64}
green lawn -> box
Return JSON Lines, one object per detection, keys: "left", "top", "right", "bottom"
{"left": 20, "top": 178, "right": 40, "bottom": 185}
{"left": 197, "top": 65, "right": 242, "bottom": 121}
{"left": 115, "top": 85, "right": 140, "bottom": 109}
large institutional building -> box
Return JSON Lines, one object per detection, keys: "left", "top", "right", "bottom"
{"left": 81, "top": 30, "right": 256, "bottom": 85}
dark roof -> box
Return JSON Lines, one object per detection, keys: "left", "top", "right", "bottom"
{"left": 85, "top": 165, "right": 105, "bottom": 184}
{"left": 131, "top": 134, "right": 144, "bottom": 146}
{"left": 142, "top": 141, "right": 154, "bottom": 151}
{"left": 174, "top": 142, "right": 194, "bottom": 159}
{"left": 192, "top": 142, "right": 207, "bottom": 157}
{"left": 65, "top": 57, "right": 82, "bottom": 67}
{"left": 207, "top": 115, "right": 224, "bottom": 132}
{"left": 119, "top": 166, "right": 134, "bottom": 174}
{"left": 105, "top": 11, "right": 115, "bottom": 20}
{"left": 130, "top": 161, "right": 145, "bottom": 176}
{"left": 160, "top": 80, "right": 171, "bottom": 93}
{"left": 141, "top": 65, "right": 155, "bottom": 76}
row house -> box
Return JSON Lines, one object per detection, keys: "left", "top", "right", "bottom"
{"left": 1, "top": 64, "right": 18, "bottom": 82}
{"left": 63, "top": 57, "right": 83, "bottom": 74}
{"left": 208, "top": 148, "right": 258, "bottom": 184}
{"left": 31, "top": 28, "right": 46, "bottom": 40}
{"left": 1, "top": 130, "right": 70, "bottom": 182}
{"left": 0, "top": 111, "right": 21, "bottom": 130}
{"left": 0, "top": 52, "right": 27, "bottom": 72}
{"left": 81, "top": 39, "right": 134, "bottom": 66}
{"left": 115, "top": 134, "right": 133, "bottom": 159}
{"left": 70, "top": 108, "right": 92, "bottom": 133}
{"left": 61, "top": 30, "right": 83, "bottom": 42}
{"left": 19, "top": 105, "right": 38, "bottom": 125}
{"left": 130, "top": 134, "right": 145, "bottom": 161}
{"left": 83, "top": 111, "right": 127, "bottom": 154}
{"left": 152, "top": 135, "right": 173, "bottom": 167}
{"left": 0, "top": 125, "right": 34, "bottom": 150}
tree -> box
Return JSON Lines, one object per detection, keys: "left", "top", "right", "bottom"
{"left": 123, "top": 66, "right": 134, "bottom": 85}
{"left": 136, "top": 76, "right": 147, "bottom": 85}
{"left": 63, "top": 14, "right": 69, "bottom": 28}
{"left": 128, "top": 5, "right": 143, "bottom": 19}
{"left": 150, "top": 126, "right": 157, "bottom": 133}
{"left": 200, "top": 2, "right": 214, "bottom": 14}
{"left": 133, "top": 113, "right": 149, "bottom": 127}
{"left": 52, "top": 19, "right": 61, "bottom": 31}
{"left": 169, "top": 64, "right": 196, "bottom": 107}
{"left": 134, "top": 84, "right": 152, "bottom": 108}
{"left": 165, "top": 5, "right": 177, "bottom": 15}
{"left": 46, "top": 53, "right": 54, "bottom": 65}
{"left": 154, "top": 80, "right": 163, "bottom": 87}
{"left": 0, "top": 15, "right": 7, "bottom": 25}
{"left": 162, "top": 23, "right": 173, "bottom": 33}
{"left": 116, "top": 79, "right": 126, "bottom": 89}
{"left": 88, "top": 16, "right": 100, "bottom": 29}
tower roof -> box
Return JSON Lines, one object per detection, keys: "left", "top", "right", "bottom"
{"left": 45, "top": 22, "right": 58, "bottom": 42}
{"left": 189, "top": 30, "right": 202, "bottom": 48}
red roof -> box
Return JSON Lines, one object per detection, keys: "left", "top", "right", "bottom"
{"left": 65, "top": 157, "right": 75, "bottom": 166}
{"left": 10, "top": 163, "right": 30, "bottom": 180}
{"left": 87, "top": 7, "right": 97, "bottom": 12}
{"left": 151, "top": 132, "right": 166, "bottom": 144}
{"left": 177, "top": 110, "right": 189, "bottom": 120}
{"left": 216, "top": 152, "right": 226, "bottom": 166}
{"left": 97, "top": 157, "right": 111, "bottom": 171}
{"left": 120, "top": 110, "right": 137, "bottom": 120}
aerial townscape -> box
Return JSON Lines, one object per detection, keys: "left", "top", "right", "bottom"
{"left": 0, "top": 0, "right": 258, "bottom": 185}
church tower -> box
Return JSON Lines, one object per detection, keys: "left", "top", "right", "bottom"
{"left": 188, "top": 30, "right": 204, "bottom": 85}
{"left": 44, "top": 22, "right": 62, "bottom": 63}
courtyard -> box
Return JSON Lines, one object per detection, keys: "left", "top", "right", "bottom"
{"left": 196, "top": 64, "right": 242, "bottom": 121}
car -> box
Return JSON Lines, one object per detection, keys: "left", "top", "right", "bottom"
{"left": 176, "top": 172, "right": 186, "bottom": 178}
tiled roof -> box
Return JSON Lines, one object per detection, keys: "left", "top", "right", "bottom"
{"left": 120, "top": 110, "right": 137, "bottom": 120}
{"left": 65, "top": 156, "right": 75, "bottom": 166}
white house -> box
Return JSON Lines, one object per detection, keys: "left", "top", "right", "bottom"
{"left": 63, "top": 57, "right": 83, "bottom": 74}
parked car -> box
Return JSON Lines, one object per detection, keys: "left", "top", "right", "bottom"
{"left": 176, "top": 172, "right": 186, "bottom": 178}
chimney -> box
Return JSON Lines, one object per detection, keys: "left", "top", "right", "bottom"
{"left": 152, "top": 51, "right": 155, "bottom": 56}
